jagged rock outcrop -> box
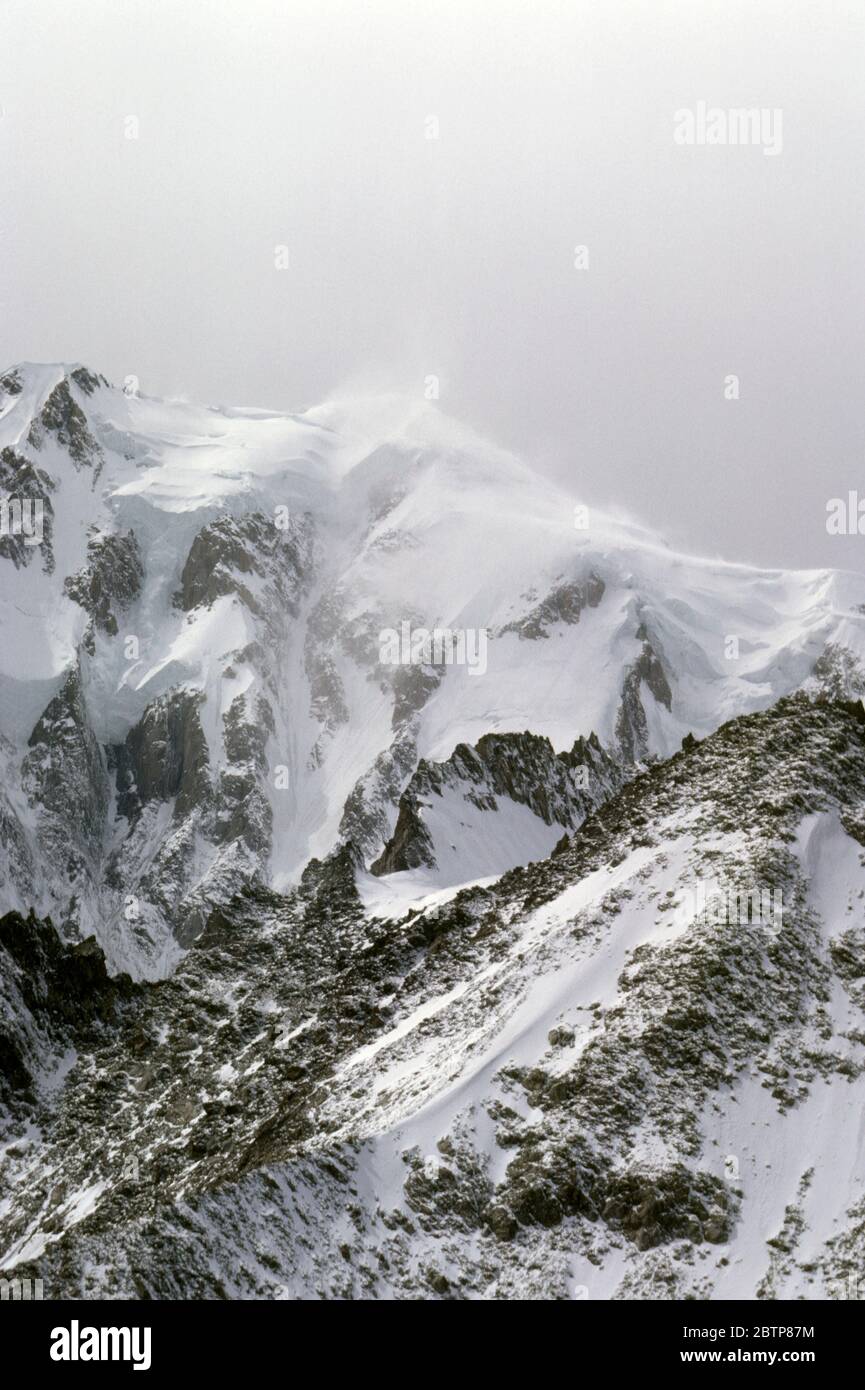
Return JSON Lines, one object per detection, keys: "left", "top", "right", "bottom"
{"left": 0, "top": 369, "right": 23, "bottom": 397}
{"left": 21, "top": 669, "right": 109, "bottom": 932}
{"left": 214, "top": 693, "right": 274, "bottom": 853}
{"left": 176, "top": 511, "right": 313, "bottom": 617}
{"left": 0, "top": 911, "right": 137, "bottom": 1123}
{"left": 28, "top": 377, "right": 102, "bottom": 471}
{"left": 0, "top": 447, "right": 55, "bottom": 572}
{"left": 339, "top": 733, "right": 420, "bottom": 865}
{"left": 616, "top": 632, "right": 673, "bottom": 762}
{"left": 113, "top": 689, "right": 211, "bottom": 822}
{"left": 500, "top": 572, "right": 605, "bottom": 640}
{"left": 371, "top": 729, "right": 626, "bottom": 875}
{"left": 64, "top": 530, "right": 143, "bottom": 643}
{"left": 809, "top": 642, "right": 865, "bottom": 700}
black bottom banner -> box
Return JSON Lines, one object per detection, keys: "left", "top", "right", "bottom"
{"left": 3, "top": 1295, "right": 857, "bottom": 1375}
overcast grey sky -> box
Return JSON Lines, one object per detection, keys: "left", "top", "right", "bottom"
{"left": 2, "top": 0, "right": 863, "bottom": 570}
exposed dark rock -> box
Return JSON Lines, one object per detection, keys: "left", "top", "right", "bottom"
{"left": 338, "top": 734, "right": 419, "bottom": 865}
{"left": 113, "top": 689, "right": 211, "bottom": 822}
{"left": 389, "top": 663, "right": 442, "bottom": 727}
{"left": 69, "top": 367, "right": 109, "bottom": 396}
{"left": 213, "top": 694, "right": 274, "bottom": 852}
{"left": 616, "top": 636, "right": 673, "bottom": 762}
{"left": 810, "top": 643, "right": 865, "bottom": 700}
{"left": 64, "top": 530, "right": 143, "bottom": 640}
{"left": 176, "top": 512, "right": 311, "bottom": 616}
{"left": 28, "top": 378, "right": 102, "bottom": 470}
{"left": 0, "top": 447, "right": 56, "bottom": 572}
{"left": 371, "top": 795, "right": 436, "bottom": 874}
{"left": 371, "top": 728, "right": 626, "bottom": 875}
{"left": 23, "top": 668, "right": 109, "bottom": 865}
{"left": 0, "top": 369, "right": 23, "bottom": 396}
{"left": 0, "top": 909, "right": 137, "bottom": 1117}
{"left": 500, "top": 572, "right": 605, "bottom": 640}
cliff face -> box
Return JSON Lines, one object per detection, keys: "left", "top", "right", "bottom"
{"left": 371, "top": 729, "right": 626, "bottom": 878}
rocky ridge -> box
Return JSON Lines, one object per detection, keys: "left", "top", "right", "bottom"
{"left": 2, "top": 695, "right": 864, "bottom": 1299}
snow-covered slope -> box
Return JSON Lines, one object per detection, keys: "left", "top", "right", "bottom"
{"left": 4, "top": 694, "right": 865, "bottom": 1299}
{"left": 2, "top": 362, "right": 865, "bottom": 978}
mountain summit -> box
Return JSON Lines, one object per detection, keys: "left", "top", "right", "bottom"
{"left": 2, "top": 363, "right": 864, "bottom": 977}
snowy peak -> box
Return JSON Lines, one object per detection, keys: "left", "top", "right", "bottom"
{"left": 2, "top": 364, "right": 865, "bottom": 977}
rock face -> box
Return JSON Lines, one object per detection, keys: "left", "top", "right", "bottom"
{"left": 28, "top": 377, "right": 103, "bottom": 471}
{"left": 499, "top": 572, "right": 606, "bottom": 639}
{"left": 371, "top": 729, "right": 626, "bottom": 876}
{"left": 616, "top": 635, "right": 674, "bottom": 762}
{"left": 0, "top": 369, "right": 23, "bottom": 397}
{"left": 114, "top": 689, "right": 210, "bottom": 820}
{"left": 21, "top": 668, "right": 110, "bottom": 936}
{"left": 3, "top": 695, "right": 865, "bottom": 1299}
{"left": 176, "top": 512, "right": 311, "bottom": 617}
{"left": 0, "top": 910, "right": 137, "bottom": 1118}
{"left": 65, "top": 530, "right": 143, "bottom": 642}
{"left": 0, "top": 447, "right": 55, "bottom": 572}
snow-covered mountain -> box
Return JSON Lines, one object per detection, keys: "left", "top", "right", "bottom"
{"left": 3, "top": 364, "right": 865, "bottom": 1301}
{"left": 2, "top": 362, "right": 865, "bottom": 981}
